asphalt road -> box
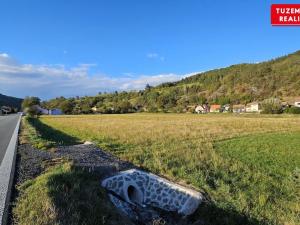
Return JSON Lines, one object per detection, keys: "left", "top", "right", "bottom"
{"left": 0, "top": 115, "right": 20, "bottom": 166}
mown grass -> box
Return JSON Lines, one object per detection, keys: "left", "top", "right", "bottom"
{"left": 214, "top": 132, "right": 300, "bottom": 177}
{"left": 29, "top": 114, "right": 300, "bottom": 225}
{"left": 14, "top": 162, "right": 133, "bottom": 225}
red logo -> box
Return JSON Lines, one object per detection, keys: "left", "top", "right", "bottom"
{"left": 271, "top": 4, "right": 300, "bottom": 26}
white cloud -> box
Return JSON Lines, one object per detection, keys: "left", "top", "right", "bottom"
{"left": 0, "top": 53, "right": 9, "bottom": 58}
{"left": 146, "top": 52, "right": 165, "bottom": 61}
{"left": 147, "top": 53, "right": 159, "bottom": 58}
{"left": 0, "top": 53, "right": 197, "bottom": 99}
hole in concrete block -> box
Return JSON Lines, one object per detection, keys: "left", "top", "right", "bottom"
{"left": 127, "top": 185, "right": 143, "bottom": 205}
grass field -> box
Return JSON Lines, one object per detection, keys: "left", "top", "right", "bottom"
{"left": 24, "top": 114, "right": 300, "bottom": 225}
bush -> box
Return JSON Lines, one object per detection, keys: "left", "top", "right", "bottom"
{"left": 25, "top": 105, "right": 41, "bottom": 117}
{"left": 261, "top": 98, "right": 282, "bottom": 114}
{"left": 147, "top": 105, "right": 158, "bottom": 112}
{"left": 284, "top": 106, "right": 300, "bottom": 114}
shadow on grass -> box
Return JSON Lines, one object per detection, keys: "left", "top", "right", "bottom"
{"left": 46, "top": 165, "right": 133, "bottom": 225}
{"left": 190, "top": 202, "right": 270, "bottom": 225}
{"left": 27, "top": 117, "right": 81, "bottom": 146}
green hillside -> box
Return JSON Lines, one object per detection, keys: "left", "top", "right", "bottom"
{"left": 171, "top": 50, "right": 300, "bottom": 103}
{"left": 0, "top": 93, "right": 23, "bottom": 110}
{"left": 43, "top": 50, "right": 300, "bottom": 114}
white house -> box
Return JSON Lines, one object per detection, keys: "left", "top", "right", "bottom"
{"left": 294, "top": 101, "right": 300, "bottom": 108}
{"left": 195, "top": 104, "right": 209, "bottom": 114}
{"left": 91, "top": 106, "right": 98, "bottom": 112}
{"left": 245, "top": 102, "right": 260, "bottom": 113}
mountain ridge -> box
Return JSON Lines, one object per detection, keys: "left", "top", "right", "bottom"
{"left": 0, "top": 93, "right": 23, "bottom": 110}
{"left": 42, "top": 50, "right": 300, "bottom": 113}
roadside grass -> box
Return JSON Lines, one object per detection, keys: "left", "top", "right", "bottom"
{"left": 22, "top": 116, "right": 81, "bottom": 149}
{"left": 28, "top": 114, "right": 300, "bottom": 225}
{"left": 13, "top": 162, "right": 133, "bottom": 225}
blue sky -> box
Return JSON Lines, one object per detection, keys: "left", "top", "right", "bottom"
{"left": 0, "top": 0, "right": 300, "bottom": 99}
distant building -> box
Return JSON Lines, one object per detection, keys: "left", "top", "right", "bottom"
{"left": 245, "top": 102, "right": 260, "bottom": 113}
{"left": 233, "top": 104, "right": 246, "bottom": 113}
{"left": 294, "top": 101, "right": 300, "bottom": 108}
{"left": 36, "top": 106, "right": 49, "bottom": 115}
{"left": 1, "top": 106, "right": 12, "bottom": 114}
{"left": 49, "top": 108, "right": 62, "bottom": 115}
{"left": 91, "top": 106, "right": 98, "bottom": 112}
{"left": 195, "top": 104, "right": 209, "bottom": 114}
{"left": 210, "top": 104, "right": 221, "bottom": 113}
{"left": 281, "top": 97, "right": 300, "bottom": 108}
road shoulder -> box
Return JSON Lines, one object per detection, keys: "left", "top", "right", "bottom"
{"left": 0, "top": 115, "right": 21, "bottom": 225}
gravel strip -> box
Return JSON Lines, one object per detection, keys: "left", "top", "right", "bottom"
{"left": 55, "top": 143, "right": 134, "bottom": 177}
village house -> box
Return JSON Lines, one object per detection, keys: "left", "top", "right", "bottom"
{"left": 294, "top": 101, "right": 300, "bottom": 108}
{"left": 195, "top": 104, "right": 209, "bottom": 114}
{"left": 245, "top": 102, "right": 260, "bottom": 113}
{"left": 232, "top": 104, "right": 246, "bottom": 113}
{"left": 1, "top": 106, "right": 12, "bottom": 114}
{"left": 210, "top": 104, "right": 221, "bottom": 113}
{"left": 91, "top": 106, "right": 98, "bottom": 112}
{"left": 49, "top": 108, "right": 62, "bottom": 115}
{"left": 36, "top": 105, "right": 49, "bottom": 115}
{"left": 281, "top": 97, "right": 300, "bottom": 108}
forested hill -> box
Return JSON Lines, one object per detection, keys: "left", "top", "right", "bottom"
{"left": 0, "top": 93, "right": 23, "bottom": 110}
{"left": 159, "top": 50, "right": 300, "bottom": 102}
{"left": 43, "top": 50, "right": 300, "bottom": 114}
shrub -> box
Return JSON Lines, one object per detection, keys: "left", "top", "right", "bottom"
{"left": 25, "top": 105, "right": 41, "bottom": 117}
{"left": 284, "top": 106, "right": 300, "bottom": 114}
{"left": 261, "top": 98, "right": 282, "bottom": 114}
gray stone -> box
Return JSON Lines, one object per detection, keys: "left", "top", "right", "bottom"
{"left": 151, "top": 194, "right": 157, "bottom": 199}
{"left": 118, "top": 181, "right": 124, "bottom": 188}
{"left": 111, "top": 181, "right": 117, "bottom": 189}
{"left": 136, "top": 181, "right": 143, "bottom": 187}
